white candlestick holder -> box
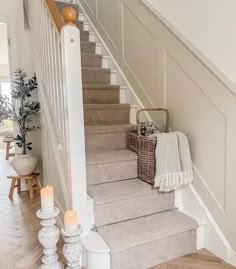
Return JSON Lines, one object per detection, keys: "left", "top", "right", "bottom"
{"left": 36, "top": 207, "right": 63, "bottom": 269}
{"left": 61, "top": 225, "right": 83, "bottom": 269}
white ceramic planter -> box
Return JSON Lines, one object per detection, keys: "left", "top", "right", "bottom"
{"left": 11, "top": 154, "right": 38, "bottom": 176}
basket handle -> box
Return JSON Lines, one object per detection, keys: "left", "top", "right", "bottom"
{"left": 136, "top": 108, "right": 170, "bottom": 136}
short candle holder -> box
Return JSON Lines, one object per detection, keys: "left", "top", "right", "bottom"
{"left": 36, "top": 207, "right": 63, "bottom": 269}
{"left": 61, "top": 225, "right": 83, "bottom": 269}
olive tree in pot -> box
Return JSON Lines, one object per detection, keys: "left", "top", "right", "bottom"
{"left": 10, "top": 69, "right": 40, "bottom": 176}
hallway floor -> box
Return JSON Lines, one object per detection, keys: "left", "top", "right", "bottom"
{"left": 0, "top": 149, "right": 42, "bottom": 268}
{"left": 0, "top": 150, "right": 63, "bottom": 269}
{"left": 0, "top": 150, "right": 234, "bottom": 268}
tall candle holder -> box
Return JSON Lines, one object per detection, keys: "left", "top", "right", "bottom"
{"left": 36, "top": 207, "right": 63, "bottom": 269}
{"left": 61, "top": 225, "right": 83, "bottom": 269}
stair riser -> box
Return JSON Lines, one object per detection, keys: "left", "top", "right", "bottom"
{"left": 82, "top": 69, "right": 110, "bottom": 84}
{"left": 84, "top": 109, "right": 130, "bottom": 125}
{"left": 83, "top": 89, "right": 119, "bottom": 104}
{"left": 87, "top": 160, "right": 137, "bottom": 185}
{"left": 81, "top": 42, "right": 96, "bottom": 54}
{"left": 80, "top": 31, "right": 89, "bottom": 41}
{"left": 76, "top": 22, "right": 84, "bottom": 31}
{"left": 111, "top": 230, "right": 197, "bottom": 269}
{"left": 81, "top": 55, "right": 102, "bottom": 68}
{"left": 95, "top": 192, "right": 175, "bottom": 227}
{"left": 86, "top": 132, "right": 128, "bottom": 152}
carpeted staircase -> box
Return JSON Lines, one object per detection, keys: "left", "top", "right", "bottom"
{"left": 56, "top": 2, "right": 199, "bottom": 268}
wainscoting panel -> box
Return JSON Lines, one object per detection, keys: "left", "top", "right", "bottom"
{"left": 97, "top": 0, "right": 119, "bottom": 51}
{"left": 164, "top": 51, "right": 227, "bottom": 213}
{"left": 79, "top": 0, "right": 236, "bottom": 251}
{"left": 85, "top": 0, "right": 97, "bottom": 16}
{"left": 122, "top": 2, "right": 158, "bottom": 106}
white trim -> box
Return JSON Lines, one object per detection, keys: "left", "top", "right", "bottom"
{"left": 176, "top": 184, "right": 235, "bottom": 266}
{"left": 230, "top": 250, "right": 236, "bottom": 267}
{"left": 81, "top": 231, "right": 110, "bottom": 269}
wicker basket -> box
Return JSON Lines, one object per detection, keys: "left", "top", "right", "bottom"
{"left": 128, "top": 108, "right": 169, "bottom": 185}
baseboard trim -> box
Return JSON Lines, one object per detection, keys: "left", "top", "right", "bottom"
{"left": 176, "top": 184, "right": 235, "bottom": 266}
{"left": 230, "top": 250, "right": 236, "bottom": 267}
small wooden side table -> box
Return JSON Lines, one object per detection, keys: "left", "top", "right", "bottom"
{"left": 7, "top": 173, "right": 40, "bottom": 200}
{"left": 3, "top": 137, "right": 15, "bottom": 160}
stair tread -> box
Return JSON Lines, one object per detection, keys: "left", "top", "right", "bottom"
{"left": 81, "top": 53, "right": 103, "bottom": 59}
{"left": 88, "top": 179, "right": 161, "bottom": 205}
{"left": 85, "top": 124, "right": 133, "bottom": 134}
{"left": 84, "top": 104, "right": 130, "bottom": 110}
{"left": 81, "top": 40, "right": 96, "bottom": 46}
{"left": 83, "top": 84, "right": 120, "bottom": 90}
{"left": 98, "top": 210, "right": 198, "bottom": 254}
{"left": 86, "top": 149, "right": 137, "bottom": 166}
{"left": 82, "top": 67, "right": 110, "bottom": 72}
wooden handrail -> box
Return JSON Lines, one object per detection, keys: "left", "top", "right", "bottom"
{"left": 44, "top": 0, "right": 65, "bottom": 34}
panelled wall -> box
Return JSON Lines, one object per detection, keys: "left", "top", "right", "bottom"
{"left": 79, "top": 0, "right": 236, "bottom": 250}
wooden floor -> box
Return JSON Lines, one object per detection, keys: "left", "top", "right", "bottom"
{"left": 0, "top": 150, "right": 64, "bottom": 269}
{"left": 150, "top": 249, "right": 235, "bottom": 269}
{"left": 0, "top": 149, "right": 234, "bottom": 269}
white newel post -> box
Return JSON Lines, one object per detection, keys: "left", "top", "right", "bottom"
{"left": 61, "top": 24, "right": 90, "bottom": 235}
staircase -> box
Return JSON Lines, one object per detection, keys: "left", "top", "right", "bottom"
{"left": 56, "top": 2, "right": 198, "bottom": 268}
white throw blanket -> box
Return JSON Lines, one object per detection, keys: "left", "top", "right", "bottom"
{"left": 152, "top": 131, "right": 193, "bottom": 192}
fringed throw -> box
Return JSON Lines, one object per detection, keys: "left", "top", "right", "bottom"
{"left": 152, "top": 131, "right": 193, "bottom": 192}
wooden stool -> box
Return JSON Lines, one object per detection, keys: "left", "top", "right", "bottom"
{"left": 3, "top": 137, "right": 15, "bottom": 160}
{"left": 7, "top": 173, "right": 40, "bottom": 200}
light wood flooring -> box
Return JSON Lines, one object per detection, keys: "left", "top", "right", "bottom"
{"left": 150, "top": 249, "right": 235, "bottom": 269}
{"left": 0, "top": 149, "right": 234, "bottom": 269}
{"left": 0, "top": 150, "right": 64, "bottom": 269}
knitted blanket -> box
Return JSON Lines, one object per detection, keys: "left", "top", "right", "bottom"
{"left": 153, "top": 131, "right": 193, "bottom": 192}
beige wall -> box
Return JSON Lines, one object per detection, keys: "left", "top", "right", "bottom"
{"left": 79, "top": 0, "right": 236, "bottom": 250}
{"left": 145, "top": 0, "right": 236, "bottom": 86}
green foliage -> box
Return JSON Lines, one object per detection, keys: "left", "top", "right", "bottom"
{"left": 134, "top": 121, "right": 159, "bottom": 136}
{"left": 0, "top": 95, "right": 13, "bottom": 125}
{"left": 12, "top": 69, "right": 40, "bottom": 154}
{"left": 0, "top": 69, "right": 40, "bottom": 154}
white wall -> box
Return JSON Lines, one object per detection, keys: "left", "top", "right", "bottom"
{"left": 0, "top": 0, "right": 40, "bottom": 157}
{"left": 145, "top": 0, "right": 236, "bottom": 86}
{"left": 0, "top": 24, "right": 10, "bottom": 80}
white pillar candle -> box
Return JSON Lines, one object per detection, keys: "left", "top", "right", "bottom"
{"left": 64, "top": 210, "right": 78, "bottom": 231}
{"left": 40, "top": 185, "right": 54, "bottom": 211}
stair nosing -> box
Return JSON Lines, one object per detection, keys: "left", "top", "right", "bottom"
{"left": 86, "top": 149, "right": 138, "bottom": 166}
{"left": 89, "top": 179, "right": 159, "bottom": 205}
{"left": 85, "top": 124, "right": 134, "bottom": 135}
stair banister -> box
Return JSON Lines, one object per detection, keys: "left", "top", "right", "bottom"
{"left": 26, "top": 0, "right": 90, "bottom": 234}
{"left": 61, "top": 9, "right": 90, "bottom": 234}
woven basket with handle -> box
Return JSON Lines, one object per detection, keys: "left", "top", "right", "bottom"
{"left": 128, "top": 108, "right": 170, "bottom": 185}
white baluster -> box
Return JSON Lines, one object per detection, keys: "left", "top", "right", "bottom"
{"left": 36, "top": 208, "right": 63, "bottom": 269}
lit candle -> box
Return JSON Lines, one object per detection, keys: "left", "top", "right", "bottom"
{"left": 64, "top": 210, "right": 78, "bottom": 230}
{"left": 40, "top": 185, "right": 54, "bottom": 211}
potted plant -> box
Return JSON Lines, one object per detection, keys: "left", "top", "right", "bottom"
{"left": 9, "top": 69, "right": 40, "bottom": 176}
